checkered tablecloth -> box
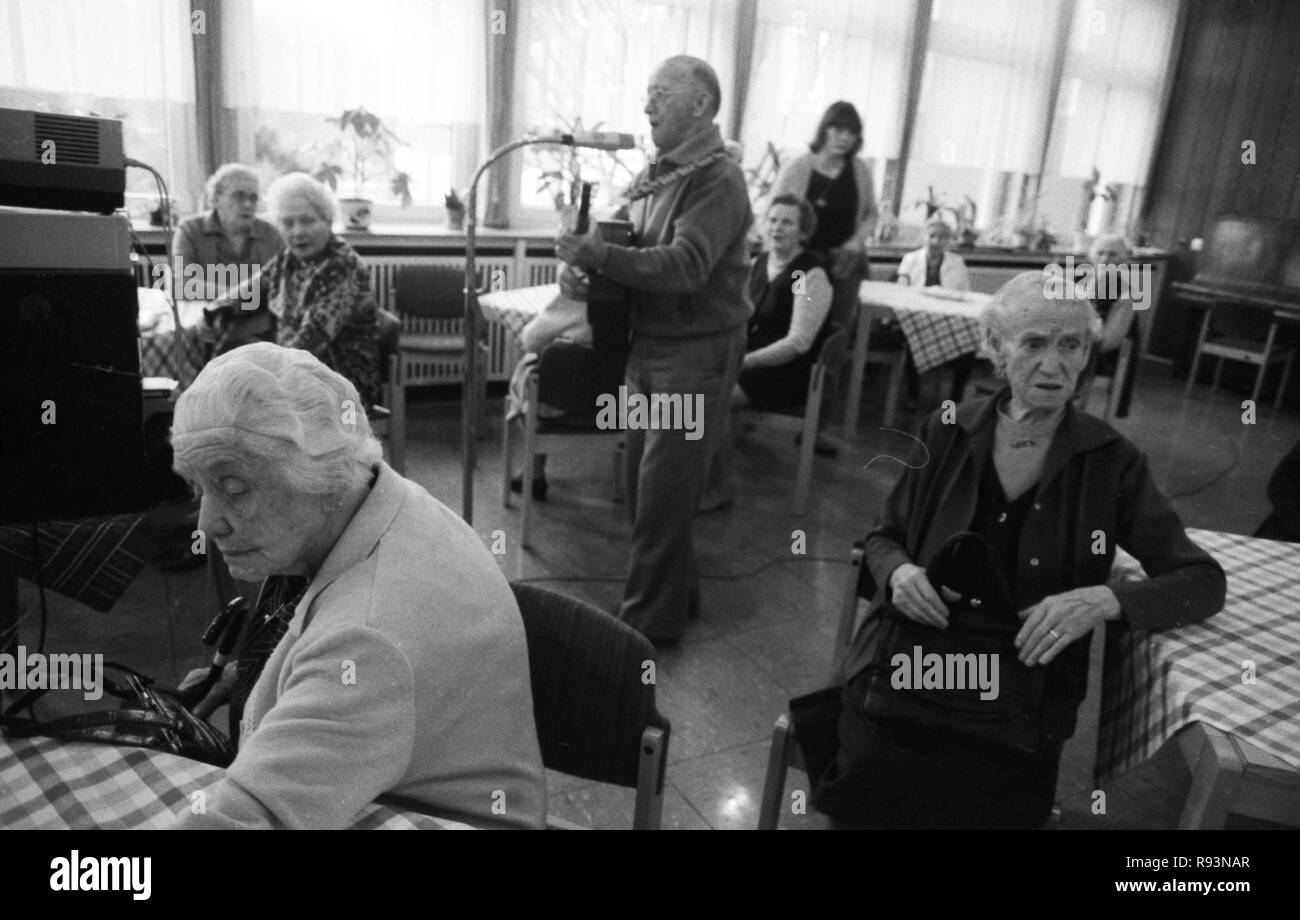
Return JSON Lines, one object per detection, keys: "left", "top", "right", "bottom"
{"left": 1096, "top": 529, "right": 1300, "bottom": 786}
{"left": 0, "top": 513, "right": 155, "bottom": 613}
{"left": 0, "top": 735, "right": 470, "bottom": 829}
{"left": 478, "top": 284, "right": 559, "bottom": 341}
{"left": 858, "top": 282, "right": 990, "bottom": 375}
{"left": 136, "top": 292, "right": 211, "bottom": 389}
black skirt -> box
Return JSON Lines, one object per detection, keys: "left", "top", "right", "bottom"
{"left": 737, "top": 360, "right": 813, "bottom": 411}
{"left": 805, "top": 672, "right": 1060, "bottom": 829}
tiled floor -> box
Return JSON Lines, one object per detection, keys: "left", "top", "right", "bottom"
{"left": 10, "top": 361, "right": 1299, "bottom": 829}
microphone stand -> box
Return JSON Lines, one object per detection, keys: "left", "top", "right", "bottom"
{"left": 461, "top": 136, "right": 564, "bottom": 524}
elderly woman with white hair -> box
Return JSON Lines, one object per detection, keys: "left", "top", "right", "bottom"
{"left": 173, "top": 163, "right": 283, "bottom": 296}
{"left": 794, "top": 271, "right": 1224, "bottom": 829}
{"left": 170, "top": 343, "right": 546, "bottom": 829}
{"left": 1076, "top": 233, "right": 1140, "bottom": 416}
{"left": 207, "top": 172, "right": 380, "bottom": 408}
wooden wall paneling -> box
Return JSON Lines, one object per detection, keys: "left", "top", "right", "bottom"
{"left": 1235, "top": 2, "right": 1300, "bottom": 218}
{"left": 1258, "top": 4, "right": 1300, "bottom": 220}
{"left": 1170, "top": 5, "right": 1243, "bottom": 242}
{"left": 1206, "top": 4, "right": 1277, "bottom": 222}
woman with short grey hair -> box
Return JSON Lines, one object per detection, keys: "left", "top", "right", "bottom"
{"left": 171, "top": 343, "right": 546, "bottom": 829}
{"left": 208, "top": 172, "right": 380, "bottom": 408}
{"left": 173, "top": 162, "right": 282, "bottom": 298}
{"left": 798, "top": 271, "right": 1224, "bottom": 829}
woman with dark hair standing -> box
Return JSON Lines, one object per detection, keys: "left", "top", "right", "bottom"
{"left": 771, "top": 101, "right": 878, "bottom": 332}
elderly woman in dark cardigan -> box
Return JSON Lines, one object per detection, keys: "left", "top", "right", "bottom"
{"left": 805, "top": 272, "right": 1226, "bottom": 829}
{"left": 207, "top": 172, "right": 380, "bottom": 409}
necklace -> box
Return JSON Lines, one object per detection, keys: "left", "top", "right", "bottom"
{"left": 997, "top": 400, "right": 1061, "bottom": 449}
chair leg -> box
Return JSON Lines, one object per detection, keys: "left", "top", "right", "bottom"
{"left": 794, "top": 369, "right": 822, "bottom": 515}
{"left": 611, "top": 441, "right": 626, "bottom": 504}
{"left": 502, "top": 403, "right": 514, "bottom": 507}
{"left": 883, "top": 352, "right": 905, "bottom": 428}
{"left": 758, "top": 713, "right": 798, "bottom": 830}
{"left": 634, "top": 726, "right": 667, "bottom": 831}
{"left": 1254, "top": 323, "right": 1277, "bottom": 408}
{"left": 1276, "top": 348, "right": 1295, "bottom": 410}
{"left": 389, "top": 355, "right": 406, "bottom": 475}
{"left": 1185, "top": 310, "right": 1211, "bottom": 398}
{"left": 521, "top": 371, "right": 539, "bottom": 549}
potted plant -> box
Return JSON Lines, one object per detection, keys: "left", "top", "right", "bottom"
{"left": 312, "top": 107, "right": 413, "bottom": 232}
{"left": 444, "top": 188, "right": 466, "bottom": 230}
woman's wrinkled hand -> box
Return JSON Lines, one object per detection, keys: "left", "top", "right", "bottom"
{"left": 1015, "top": 585, "right": 1121, "bottom": 666}
{"left": 558, "top": 264, "right": 590, "bottom": 302}
{"left": 888, "top": 563, "right": 959, "bottom": 629}
{"left": 177, "top": 663, "right": 238, "bottom": 720}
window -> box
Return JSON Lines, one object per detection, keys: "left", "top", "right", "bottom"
{"left": 901, "top": 0, "right": 1067, "bottom": 242}
{"left": 1037, "top": 0, "right": 1180, "bottom": 240}
{"left": 219, "top": 0, "right": 484, "bottom": 220}
{"left": 0, "top": 0, "right": 201, "bottom": 217}
{"left": 740, "top": 0, "right": 915, "bottom": 192}
{"left": 514, "top": 0, "right": 737, "bottom": 219}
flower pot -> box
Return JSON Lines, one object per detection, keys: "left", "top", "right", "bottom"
{"left": 340, "top": 198, "right": 374, "bottom": 232}
{"left": 446, "top": 207, "right": 466, "bottom": 231}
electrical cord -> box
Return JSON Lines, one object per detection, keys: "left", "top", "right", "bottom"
{"left": 511, "top": 553, "right": 850, "bottom": 586}
{"left": 124, "top": 157, "right": 181, "bottom": 382}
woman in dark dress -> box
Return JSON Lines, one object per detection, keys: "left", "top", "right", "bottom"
{"left": 735, "top": 195, "right": 835, "bottom": 409}
{"left": 801, "top": 272, "right": 1225, "bottom": 829}
{"left": 771, "top": 102, "right": 877, "bottom": 332}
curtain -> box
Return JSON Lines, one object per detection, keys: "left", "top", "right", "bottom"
{"left": 218, "top": 0, "right": 485, "bottom": 212}
{"left": 514, "top": 0, "right": 738, "bottom": 213}
{"left": 1049, "top": 0, "right": 1180, "bottom": 184}
{"left": 0, "top": 0, "right": 201, "bottom": 213}
{"left": 740, "top": 0, "right": 915, "bottom": 165}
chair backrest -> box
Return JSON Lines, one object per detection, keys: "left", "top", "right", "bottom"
{"left": 815, "top": 323, "right": 848, "bottom": 372}
{"left": 395, "top": 264, "right": 465, "bottom": 319}
{"left": 510, "top": 582, "right": 671, "bottom": 808}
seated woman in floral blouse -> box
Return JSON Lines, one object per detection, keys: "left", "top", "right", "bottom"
{"left": 207, "top": 172, "right": 380, "bottom": 409}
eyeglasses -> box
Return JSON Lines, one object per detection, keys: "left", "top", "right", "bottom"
{"left": 225, "top": 190, "right": 259, "bottom": 205}
{"left": 644, "top": 85, "right": 682, "bottom": 105}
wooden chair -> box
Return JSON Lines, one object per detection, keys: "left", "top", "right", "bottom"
{"left": 757, "top": 541, "right": 867, "bottom": 829}
{"left": 501, "top": 350, "right": 626, "bottom": 550}
{"left": 1184, "top": 301, "right": 1296, "bottom": 408}
{"left": 739, "top": 323, "right": 849, "bottom": 515}
{"left": 510, "top": 582, "right": 671, "bottom": 830}
{"left": 392, "top": 263, "right": 488, "bottom": 437}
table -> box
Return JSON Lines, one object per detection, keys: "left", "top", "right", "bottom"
{"left": 477, "top": 283, "right": 557, "bottom": 340}
{"left": 1097, "top": 529, "right": 1300, "bottom": 827}
{"left": 843, "top": 281, "right": 992, "bottom": 438}
{"left": 0, "top": 735, "right": 471, "bottom": 829}
{"left": 137, "top": 292, "right": 210, "bottom": 389}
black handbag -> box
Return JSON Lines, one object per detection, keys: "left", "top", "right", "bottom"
{"left": 0, "top": 661, "right": 235, "bottom": 767}
{"left": 860, "top": 532, "right": 1049, "bottom": 755}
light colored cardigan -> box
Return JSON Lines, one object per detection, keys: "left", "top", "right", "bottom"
{"left": 176, "top": 463, "right": 547, "bottom": 829}
{"left": 897, "top": 247, "right": 971, "bottom": 291}
{"left": 771, "top": 152, "right": 879, "bottom": 250}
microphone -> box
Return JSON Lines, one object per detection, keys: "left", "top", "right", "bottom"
{"left": 554, "top": 131, "right": 638, "bottom": 151}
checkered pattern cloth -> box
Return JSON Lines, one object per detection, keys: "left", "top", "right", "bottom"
{"left": 478, "top": 284, "right": 559, "bottom": 340}
{"left": 893, "top": 309, "right": 984, "bottom": 375}
{"left": 139, "top": 325, "right": 208, "bottom": 389}
{"left": 0, "top": 736, "right": 470, "bottom": 829}
{"left": 0, "top": 514, "right": 155, "bottom": 613}
{"left": 1095, "top": 529, "right": 1300, "bottom": 786}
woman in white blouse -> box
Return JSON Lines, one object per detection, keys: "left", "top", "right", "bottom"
{"left": 895, "top": 218, "right": 973, "bottom": 402}
{"left": 896, "top": 218, "right": 970, "bottom": 291}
